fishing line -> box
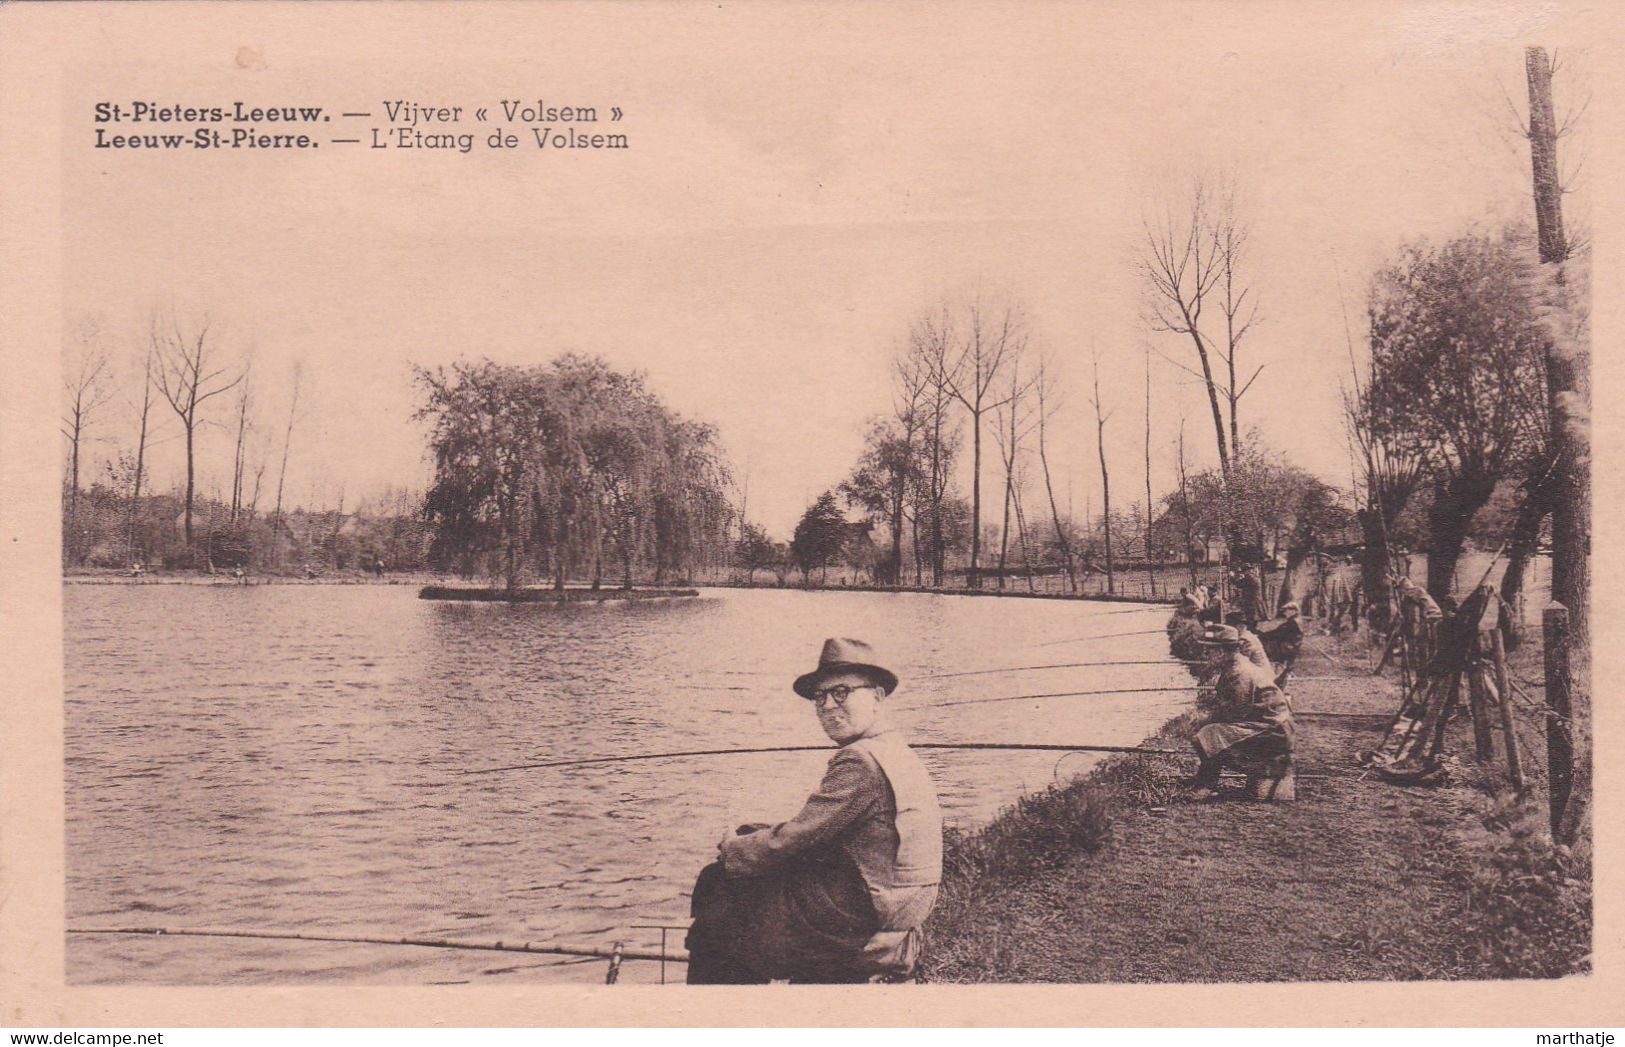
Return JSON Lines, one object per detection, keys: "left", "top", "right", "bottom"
{"left": 464, "top": 740, "right": 1186, "bottom": 775}
{"left": 936, "top": 686, "right": 1196, "bottom": 710}
{"left": 67, "top": 926, "right": 687, "bottom": 964}
{"left": 922, "top": 658, "right": 1200, "bottom": 680}
{"left": 1030, "top": 627, "right": 1169, "bottom": 648}
{"left": 679, "top": 658, "right": 1201, "bottom": 691}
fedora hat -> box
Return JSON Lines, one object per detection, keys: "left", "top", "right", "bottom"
{"left": 793, "top": 638, "right": 899, "bottom": 699}
{"left": 1197, "top": 624, "right": 1243, "bottom": 647}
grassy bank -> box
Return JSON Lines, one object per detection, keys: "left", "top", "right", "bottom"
{"left": 921, "top": 626, "right": 1591, "bottom": 982}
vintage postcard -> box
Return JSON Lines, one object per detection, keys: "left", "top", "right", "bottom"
{"left": 2, "top": 0, "right": 1621, "bottom": 1029}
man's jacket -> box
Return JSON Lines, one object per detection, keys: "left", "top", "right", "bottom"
{"left": 720, "top": 729, "right": 943, "bottom": 967}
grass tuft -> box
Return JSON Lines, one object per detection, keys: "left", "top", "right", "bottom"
{"left": 1456, "top": 793, "right": 1591, "bottom": 977}
{"left": 944, "top": 781, "right": 1115, "bottom": 882}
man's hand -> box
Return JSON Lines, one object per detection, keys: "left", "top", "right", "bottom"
{"left": 718, "top": 823, "right": 771, "bottom": 862}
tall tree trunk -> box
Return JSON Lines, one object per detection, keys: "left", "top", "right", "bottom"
{"left": 1526, "top": 47, "right": 1588, "bottom": 637}
{"left": 1144, "top": 349, "right": 1156, "bottom": 598}
{"left": 230, "top": 381, "right": 250, "bottom": 526}
{"left": 932, "top": 435, "right": 947, "bottom": 586}
{"left": 129, "top": 388, "right": 150, "bottom": 559}
{"left": 1013, "top": 482, "right": 1036, "bottom": 593}
{"left": 1037, "top": 428, "right": 1076, "bottom": 592}
{"left": 889, "top": 474, "right": 905, "bottom": 587}
{"left": 1526, "top": 48, "right": 1569, "bottom": 266}
{"left": 911, "top": 510, "right": 923, "bottom": 586}
{"left": 1098, "top": 432, "right": 1114, "bottom": 595}
{"left": 67, "top": 422, "right": 81, "bottom": 560}
{"left": 1499, "top": 496, "right": 1551, "bottom": 651}
{"left": 1190, "top": 334, "right": 1231, "bottom": 484}
{"left": 1424, "top": 474, "right": 1496, "bottom": 601}
{"left": 1093, "top": 358, "right": 1114, "bottom": 595}
{"left": 183, "top": 423, "right": 196, "bottom": 547}
{"left": 997, "top": 460, "right": 1013, "bottom": 591}
{"left": 969, "top": 412, "right": 983, "bottom": 587}
{"left": 271, "top": 370, "right": 301, "bottom": 560}
{"left": 1177, "top": 421, "right": 1197, "bottom": 587}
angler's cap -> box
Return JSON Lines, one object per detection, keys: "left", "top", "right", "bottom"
{"left": 793, "top": 637, "right": 899, "bottom": 699}
{"left": 1197, "top": 624, "right": 1243, "bottom": 647}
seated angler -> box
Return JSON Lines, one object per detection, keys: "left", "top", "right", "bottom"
{"left": 1223, "top": 610, "right": 1271, "bottom": 671}
{"left": 1255, "top": 601, "right": 1304, "bottom": 687}
{"left": 685, "top": 638, "right": 944, "bottom": 984}
{"left": 1187, "top": 624, "right": 1297, "bottom": 802}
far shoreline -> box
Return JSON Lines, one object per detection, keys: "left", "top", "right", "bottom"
{"left": 64, "top": 569, "right": 1179, "bottom": 606}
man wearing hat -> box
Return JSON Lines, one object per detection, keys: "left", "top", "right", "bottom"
{"left": 1188, "top": 624, "right": 1297, "bottom": 801}
{"left": 684, "top": 638, "right": 944, "bottom": 983}
{"left": 1223, "top": 610, "right": 1271, "bottom": 671}
{"left": 1256, "top": 601, "right": 1304, "bottom": 687}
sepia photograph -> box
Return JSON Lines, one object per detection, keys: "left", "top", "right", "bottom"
{"left": 3, "top": 0, "right": 1619, "bottom": 1030}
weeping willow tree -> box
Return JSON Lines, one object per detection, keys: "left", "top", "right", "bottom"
{"left": 415, "top": 355, "right": 733, "bottom": 590}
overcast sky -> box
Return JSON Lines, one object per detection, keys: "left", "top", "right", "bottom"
{"left": 63, "top": 2, "right": 1588, "bottom": 537}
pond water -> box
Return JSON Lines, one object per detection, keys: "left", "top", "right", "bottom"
{"left": 64, "top": 584, "right": 1191, "bottom": 984}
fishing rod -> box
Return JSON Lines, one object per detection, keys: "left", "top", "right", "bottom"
{"left": 680, "top": 659, "right": 1203, "bottom": 691}
{"left": 67, "top": 926, "right": 687, "bottom": 964}
{"left": 1094, "top": 604, "right": 1176, "bottom": 615}
{"left": 1031, "top": 627, "right": 1169, "bottom": 648}
{"left": 936, "top": 686, "right": 1195, "bottom": 710}
{"left": 922, "top": 658, "right": 1199, "bottom": 680}
{"left": 465, "top": 739, "right": 1185, "bottom": 775}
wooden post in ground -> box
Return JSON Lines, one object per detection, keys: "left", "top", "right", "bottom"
{"left": 1542, "top": 604, "right": 1574, "bottom": 835}
{"left": 1489, "top": 627, "right": 1525, "bottom": 791}
{"left": 1466, "top": 655, "right": 1495, "bottom": 763}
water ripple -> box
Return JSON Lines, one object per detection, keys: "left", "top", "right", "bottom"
{"left": 65, "top": 584, "right": 1190, "bottom": 985}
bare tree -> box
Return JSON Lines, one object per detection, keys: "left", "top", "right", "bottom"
{"left": 1140, "top": 178, "right": 1262, "bottom": 498}
{"left": 271, "top": 362, "right": 304, "bottom": 557}
{"left": 153, "top": 313, "right": 242, "bottom": 549}
{"left": 1033, "top": 355, "right": 1077, "bottom": 591}
{"left": 62, "top": 333, "right": 115, "bottom": 562}
{"left": 1143, "top": 345, "right": 1157, "bottom": 596}
{"left": 1088, "top": 345, "right": 1115, "bottom": 594}
{"left": 60, "top": 334, "right": 115, "bottom": 556}
{"left": 938, "top": 296, "right": 1026, "bottom": 587}
{"left": 1216, "top": 199, "right": 1262, "bottom": 458}
{"left": 991, "top": 352, "right": 1036, "bottom": 590}
{"left": 229, "top": 355, "right": 255, "bottom": 526}
{"left": 890, "top": 350, "right": 932, "bottom": 585}
{"left": 125, "top": 339, "right": 158, "bottom": 559}
{"left": 905, "top": 306, "right": 962, "bottom": 586}
{"left": 1176, "top": 418, "right": 1197, "bottom": 587}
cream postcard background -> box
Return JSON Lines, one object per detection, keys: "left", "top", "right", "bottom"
{"left": 2, "top": 0, "right": 1622, "bottom": 1027}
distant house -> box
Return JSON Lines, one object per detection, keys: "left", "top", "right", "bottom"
{"left": 838, "top": 520, "right": 875, "bottom": 553}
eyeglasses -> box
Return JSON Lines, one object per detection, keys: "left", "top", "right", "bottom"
{"left": 808, "top": 684, "right": 874, "bottom": 708}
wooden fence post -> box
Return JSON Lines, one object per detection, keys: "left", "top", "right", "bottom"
{"left": 1466, "top": 659, "right": 1495, "bottom": 763}
{"left": 1490, "top": 627, "right": 1524, "bottom": 791}
{"left": 1542, "top": 604, "right": 1574, "bottom": 836}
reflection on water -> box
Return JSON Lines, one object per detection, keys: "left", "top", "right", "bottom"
{"left": 65, "top": 585, "right": 1189, "bottom": 984}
